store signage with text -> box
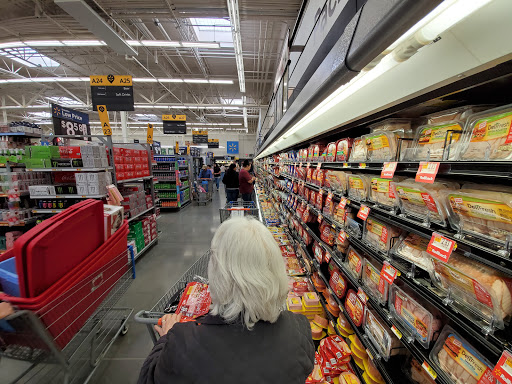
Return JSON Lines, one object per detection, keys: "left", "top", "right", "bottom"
{"left": 146, "top": 124, "right": 154, "bottom": 144}
{"left": 381, "top": 162, "right": 397, "bottom": 178}
{"left": 193, "top": 130, "right": 208, "bottom": 144}
{"left": 90, "top": 75, "right": 134, "bottom": 111}
{"left": 97, "top": 105, "right": 112, "bottom": 136}
{"left": 163, "top": 114, "right": 187, "bottom": 134}
{"left": 426, "top": 233, "right": 456, "bottom": 262}
{"left": 357, "top": 205, "right": 370, "bottom": 220}
{"left": 416, "top": 162, "right": 440, "bottom": 183}
{"left": 208, "top": 139, "right": 219, "bottom": 148}
{"left": 493, "top": 350, "right": 512, "bottom": 384}
{"left": 52, "top": 103, "right": 90, "bottom": 140}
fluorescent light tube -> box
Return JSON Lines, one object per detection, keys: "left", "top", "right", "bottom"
{"left": 133, "top": 78, "right": 158, "bottom": 82}
{"left": 62, "top": 40, "right": 105, "bottom": 46}
{"left": 25, "top": 40, "right": 64, "bottom": 46}
{"left": 184, "top": 79, "right": 209, "bottom": 83}
{"left": 209, "top": 79, "right": 234, "bottom": 84}
{"left": 182, "top": 42, "right": 220, "bottom": 49}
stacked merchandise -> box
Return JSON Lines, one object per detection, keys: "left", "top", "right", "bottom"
{"left": 0, "top": 134, "right": 35, "bottom": 164}
{"left": 3, "top": 121, "right": 42, "bottom": 135}
{"left": 118, "top": 184, "right": 153, "bottom": 220}
{"left": 258, "top": 103, "right": 512, "bottom": 384}
{"left": 113, "top": 147, "right": 150, "bottom": 181}
{"left": 127, "top": 214, "right": 158, "bottom": 256}
{"left": 153, "top": 155, "right": 190, "bottom": 209}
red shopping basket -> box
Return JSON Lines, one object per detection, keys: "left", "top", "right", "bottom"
{"left": 0, "top": 221, "right": 129, "bottom": 349}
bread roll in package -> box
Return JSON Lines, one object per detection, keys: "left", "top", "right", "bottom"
{"left": 366, "top": 118, "right": 413, "bottom": 161}
{"left": 459, "top": 104, "right": 512, "bottom": 161}
{"left": 430, "top": 325, "right": 498, "bottom": 384}
{"left": 444, "top": 184, "right": 512, "bottom": 245}
{"left": 324, "top": 170, "right": 351, "bottom": 194}
{"left": 429, "top": 251, "right": 512, "bottom": 329}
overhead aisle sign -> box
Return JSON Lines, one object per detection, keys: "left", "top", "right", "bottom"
{"left": 192, "top": 130, "right": 208, "bottom": 144}
{"left": 208, "top": 139, "right": 219, "bottom": 148}
{"left": 90, "top": 75, "right": 134, "bottom": 111}
{"left": 147, "top": 123, "right": 154, "bottom": 144}
{"left": 97, "top": 105, "right": 112, "bottom": 136}
{"left": 52, "top": 103, "right": 90, "bottom": 139}
{"left": 163, "top": 114, "right": 187, "bottom": 134}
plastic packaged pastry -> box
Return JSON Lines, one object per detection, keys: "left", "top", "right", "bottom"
{"left": 389, "top": 285, "right": 443, "bottom": 348}
{"left": 391, "top": 233, "right": 433, "bottom": 272}
{"left": 362, "top": 256, "right": 389, "bottom": 304}
{"left": 348, "top": 137, "right": 367, "bottom": 162}
{"left": 459, "top": 104, "right": 512, "bottom": 161}
{"left": 444, "top": 185, "right": 512, "bottom": 244}
{"left": 363, "top": 217, "right": 401, "bottom": 254}
{"left": 336, "top": 138, "right": 353, "bottom": 162}
{"left": 429, "top": 251, "right": 512, "bottom": 328}
{"left": 345, "top": 289, "right": 365, "bottom": 326}
{"left": 430, "top": 325, "right": 497, "bottom": 384}
{"left": 347, "top": 174, "right": 370, "bottom": 202}
{"left": 363, "top": 306, "right": 403, "bottom": 361}
{"left": 343, "top": 246, "right": 363, "bottom": 280}
{"left": 326, "top": 142, "right": 337, "bottom": 162}
{"left": 368, "top": 176, "right": 401, "bottom": 209}
{"left": 394, "top": 179, "right": 458, "bottom": 226}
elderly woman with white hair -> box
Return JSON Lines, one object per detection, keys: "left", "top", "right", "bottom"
{"left": 138, "top": 217, "right": 315, "bottom": 384}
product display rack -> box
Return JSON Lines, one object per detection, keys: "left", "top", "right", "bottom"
{"left": 153, "top": 155, "right": 191, "bottom": 210}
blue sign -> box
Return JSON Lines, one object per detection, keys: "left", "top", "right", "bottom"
{"left": 52, "top": 103, "right": 89, "bottom": 124}
{"left": 227, "top": 141, "right": 239, "bottom": 154}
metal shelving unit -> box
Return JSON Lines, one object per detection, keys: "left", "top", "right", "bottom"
{"left": 153, "top": 155, "right": 191, "bottom": 211}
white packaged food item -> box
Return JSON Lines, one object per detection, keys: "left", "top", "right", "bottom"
{"left": 343, "top": 246, "right": 363, "bottom": 280}
{"left": 364, "top": 306, "right": 403, "bottom": 361}
{"left": 347, "top": 174, "right": 370, "bottom": 202}
{"left": 363, "top": 217, "right": 401, "bottom": 254}
{"left": 325, "top": 170, "right": 351, "bottom": 194}
{"left": 364, "top": 131, "right": 401, "bottom": 161}
{"left": 394, "top": 179, "right": 458, "bottom": 226}
{"left": 362, "top": 256, "right": 389, "bottom": 304}
{"left": 368, "top": 176, "right": 402, "bottom": 209}
{"left": 391, "top": 233, "right": 432, "bottom": 272}
{"left": 348, "top": 137, "right": 367, "bottom": 162}
{"left": 389, "top": 285, "right": 442, "bottom": 348}
{"left": 429, "top": 251, "right": 512, "bottom": 328}
{"left": 430, "top": 325, "right": 498, "bottom": 384}
{"left": 459, "top": 104, "right": 512, "bottom": 161}
{"left": 444, "top": 185, "right": 512, "bottom": 244}
{"left": 369, "top": 118, "right": 411, "bottom": 133}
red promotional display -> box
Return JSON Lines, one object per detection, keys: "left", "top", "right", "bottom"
{"left": 493, "top": 350, "right": 512, "bottom": 384}
{"left": 427, "top": 232, "right": 456, "bottom": 262}
{"left": 415, "top": 162, "right": 440, "bottom": 183}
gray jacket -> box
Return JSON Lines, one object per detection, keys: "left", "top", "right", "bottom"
{"left": 138, "top": 311, "right": 315, "bottom": 384}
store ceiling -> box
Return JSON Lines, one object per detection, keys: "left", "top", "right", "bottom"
{"left": 0, "top": 0, "right": 300, "bottom": 134}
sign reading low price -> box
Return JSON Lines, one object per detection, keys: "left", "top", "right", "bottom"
{"left": 427, "top": 232, "right": 457, "bottom": 262}
{"left": 416, "top": 162, "right": 440, "bottom": 183}
{"left": 357, "top": 205, "right": 370, "bottom": 220}
{"left": 381, "top": 162, "right": 397, "bottom": 178}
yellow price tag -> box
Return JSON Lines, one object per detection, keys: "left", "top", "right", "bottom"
{"left": 391, "top": 325, "right": 402, "bottom": 339}
{"left": 97, "top": 105, "right": 112, "bottom": 136}
{"left": 422, "top": 361, "right": 437, "bottom": 380}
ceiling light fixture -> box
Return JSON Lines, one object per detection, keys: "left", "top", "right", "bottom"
{"left": 0, "top": 77, "right": 234, "bottom": 84}
{"left": 226, "top": 0, "right": 246, "bottom": 93}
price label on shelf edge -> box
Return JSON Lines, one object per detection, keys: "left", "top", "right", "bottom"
{"left": 357, "top": 204, "right": 370, "bottom": 221}
{"left": 391, "top": 325, "right": 403, "bottom": 339}
{"left": 317, "top": 214, "right": 323, "bottom": 223}
{"left": 381, "top": 162, "right": 398, "bottom": 179}
{"left": 415, "top": 161, "right": 440, "bottom": 184}
{"left": 493, "top": 350, "right": 512, "bottom": 384}
{"left": 380, "top": 262, "right": 399, "bottom": 285}
{"left": 427, "top": 232, "right": 457, "bottom": 262}
{"left": 422, "top": 361, "right": 438, "bottom": 380}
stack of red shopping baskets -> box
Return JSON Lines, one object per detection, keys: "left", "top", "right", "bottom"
{"left": 0, "top": 200, "right": 130, "bottom": 349}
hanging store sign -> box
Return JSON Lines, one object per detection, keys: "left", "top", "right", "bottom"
{"left": 52, "top": 103, "right": 90, "bottom": 140}
{"left": 147, "top": 123, "right": 154, "bottom": 144}
{"left": 163, "top": 114, "right": 187, "bottom": 134}
{"left": 192, "top": 130, "right": 208, "bottom": 144}
{"left": 208, "top": 139, "right": 219, "bottom": 148}
{"left": 97, "top": 105, "right": 112, "bottom": 136}
{"left": 90, "top": 75, "right": 134, "bottom": 111}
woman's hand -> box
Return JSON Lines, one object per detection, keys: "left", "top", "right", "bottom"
{"left": 154, "top": 313, "right": 183, "bottom": 337}
{"left": 0, "top": 302, "right": 14, "bottom": 319}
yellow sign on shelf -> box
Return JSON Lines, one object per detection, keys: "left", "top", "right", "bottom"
{"left": 147, "top": 123, "right": 154, "bottom": 144}
{"left": 97, "top": 105, "right": 112, "bottom": 136}
{"left": 162, "top": 114, "right": 186, "bottom": 121}
{"left": 90, "top": 75, "right": 132, "bottom": 86}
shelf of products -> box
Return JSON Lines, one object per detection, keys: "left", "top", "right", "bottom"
{"left": 152, "top": 156, "right": 191, "bottom": 212}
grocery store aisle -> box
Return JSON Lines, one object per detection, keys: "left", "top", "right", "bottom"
{"left": 90, "top": 188, "right": 224, "bottom": 384}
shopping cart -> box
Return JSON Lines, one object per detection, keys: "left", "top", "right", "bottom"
{"left": 219, "top": 201, "right": 259, "bottom": 223}
{"left": 195, "top": 179, "right": 213, "bottom": 205}
{"left": 134, "top": 250, "right": 211, "bottom": 344}
{"left": 0, "top": 224, "right": 134, "bottom": 384}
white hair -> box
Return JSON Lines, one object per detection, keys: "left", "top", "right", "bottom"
{"left": 208, "top": 216, "right": 289, "bottom": 330}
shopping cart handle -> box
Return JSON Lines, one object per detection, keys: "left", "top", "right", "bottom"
{"left": 134, "top": 310, "right": 163, "bottom": 325}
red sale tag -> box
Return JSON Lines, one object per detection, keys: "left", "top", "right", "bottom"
{"left": 337, "top": 230, "right": 347, "bottom": 243}
{"left": 357, "top": 205, "right": 370, "bottom": 220}
{"left": 415, "top": 162, "right": 440, "bottom": 184}
{"left": 324, "top": 251, "right": 331, "bottom": 263}
{"left": 357, "top": 287, "right": 368, "bottom": 303}
{"left": 338, "top": 197, "right": 348, "bottom": 209}
{"left": 317, "top": 214, "right": 323, "bottom": 223}
{"left": 427, "top": 232, "right": 457, "bottom": 262}
{"left": 493, "top": 350, "right": 512, "bottom": 384}
{"left": 317, "top": 162, "right": 322, "bottom": 170}
{"left": 381, "top": 162, "right": 397, "bottom": 178}
{"left": 380, "top": 262, "right": 398, "bottom": 285}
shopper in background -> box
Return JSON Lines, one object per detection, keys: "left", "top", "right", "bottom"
{"left": 199, "top": 165, "right": 213, "bottom": 192}
{"left": 138, "top": 217, "right": 315, "bottom": 384}
{"left": 222, "top": 163, "right": 239, "bottom": 203}
{"left": 239, "top": 159, "right": 256, "bottom": 202}
{"left": 213, "top": 163, "right": 221, "bottom": 191}
{"left": 220, "top": 164, "right": 226, "bottom": 181}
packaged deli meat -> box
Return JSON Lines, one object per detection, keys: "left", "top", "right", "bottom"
{"left": 444, "top": 185, "right": 512, "bottom": 244}
{"left": 345, "top": 289, "right": 365, "bottom": 326}
{"left": 336, "top": 138, "right": 353, "bottom": 162}
{"left": 362, "top": 256, "right": 389, "bottom": 304}
{"left": 347, "top": 174, "right": 370, "bottom": 202}
{"left": 328, "top": 261, "right": 348, "bottom": 299}
{"left": 389, "top": 285, "right": 443, "bottom": 348}
{"left": 391, "top": 233, "right": 433, "bottom": 272}
{"left": 429, "top": 251, "right": 512, "bottom": 328}
{"left": 402, "top": 357, "right": 436, "bottom": 384}
{"left": 363, "top": 217, "right": 401, "bottom": 254}
{"left": 343, "top": 246, "right": 363, "bottom": 280}
{"left": 369, "top": 176, "right": 402, "bottom": 209}
{"left": 363, "top": 357, "right": 385, "bottom": 384}
{"left": 368, "top": 118, "right": 413, "bottom": 160}
{"left": 326, "top": 142, "right": 337, "bottom": 162}
{"left": 369, "top": 118, "right": 412, "bottom": 133}
{"left": 348, "top": 137, "right": 367, "bottom": 162}
{"left": 325, "top": 170, "right": 351, "bottom": 194}
{"left": 459, "top": 104, "right": 512, "bottom": 161}
{"left": 430, "top": 325, "right": 497, "bottom": 384}
{"left": 363, "top": 306, "right": 404, "bottom": 361}
{"left": 394, "top": 179, "right": 458, "bottom": 226}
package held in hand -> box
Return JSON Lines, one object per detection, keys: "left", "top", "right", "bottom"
{"left": 176, "top": 282, "right": 212, "bottom": 322}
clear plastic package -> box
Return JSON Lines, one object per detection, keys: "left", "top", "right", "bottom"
{"left": 430, "top": 325, "right": 498, "bottom": 384}
{"left": 324, "top": 170, "right": 351, "bottom": 194}
{"left": 364, "top": 131, "right": 400, "bottom": 162}
{"left": 343, "top": 246, "right": 363, "bottom": 280}
{"left": 369, "top": 118, "right": 411, "bottom": 133}
{"left": 345, "top": 289, "right": 365, "bottom": 326}
{"left": 326, "top": 142, "right": 337, "bottom": 162}
{"left": 368, "top": 176, "right": 402, "bottom": 210}
{"left": 402, "top": 356, "right": 436, "bottom": 384}
{"left": 347, "top": 174, "right": 370, "bottom": 202}
{"left": 363, "top": 217, "right": 401, "bottom": 254}
{"left": 363, "top": 306, "right": 403, "bottom": 361}
{"left": 389, "top": 285, "right": 443, "bottom": 348}
{"left": 459, "top": 104, "right": 512, "bottom": 161}
{"left": 336, "top": 138, "right": 353, "bottom": 162}
{"left": 362, "top": 256, "right": 389, "bottom": 304}
{"left": 444, "top": 185, "right": 512, "bottom": 245}
{"left": 429, "top": 251, "right": 512, "bottom": 329}
{"left": 394, "top": 179, "right": 458, "bottom": 227}
{"left": 391, "top": 233, "right": 433, "bottom": 272}
{"left": 348, "top": 137, "right": 367, "bottom": 162}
